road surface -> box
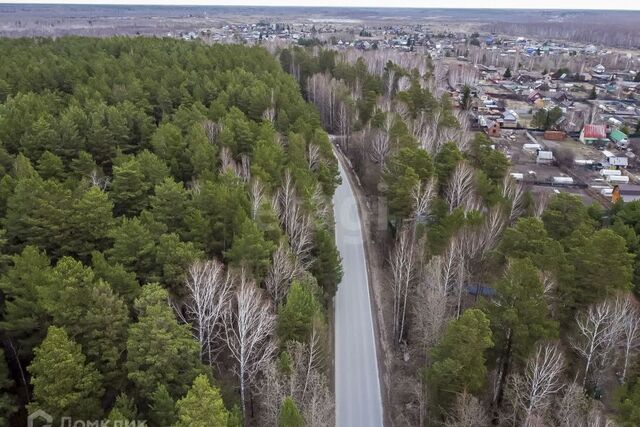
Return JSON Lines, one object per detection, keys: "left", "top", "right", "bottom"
{"left": 333, "top": 154, "right": 384, "bottom": 427}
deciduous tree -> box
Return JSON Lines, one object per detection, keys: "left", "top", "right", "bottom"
{"left": 224, "top": 275, "right": 276, "bottom": 415}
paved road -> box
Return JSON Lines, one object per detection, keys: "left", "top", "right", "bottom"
{"left": 333, "top": 154, "right": 384, "bottom": 427}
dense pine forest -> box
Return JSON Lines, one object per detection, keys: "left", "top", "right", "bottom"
{"left": 277, "top": 45, "right": 640, "bottom": 426}
{"left": 0, "top": 37, "right": 341, "bottom": 425}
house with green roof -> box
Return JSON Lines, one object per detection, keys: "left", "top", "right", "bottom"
{"left": 610, "top": 128, "right": 629, "bottom": 148}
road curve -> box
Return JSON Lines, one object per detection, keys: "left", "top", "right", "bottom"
{"left": 333, "top": 153, "right": 384, "bottom": 427}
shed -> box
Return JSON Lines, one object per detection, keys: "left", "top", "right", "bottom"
{"left": 607, "top": 175, "right": 630, "bottom": 184}
{"left": 552, "top": 176, "right": 574, "bottom": 185}
{"left": 603, "top": 151, "right": 628, "bottom": 167}
{"left": 601, "top": 169, "right": 622, "bottom": 177}
{"left": 544, "top": 130, "right": 566, "bottom": 141}
{"left": 537, "top": 150, "right": 554, "bottom": 164}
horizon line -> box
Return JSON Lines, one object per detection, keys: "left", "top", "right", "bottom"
{"left": 1, "top": 2, "right": 639, "bottom": 12}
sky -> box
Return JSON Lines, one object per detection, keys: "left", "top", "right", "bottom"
{"left": 1, "top": 0, "right": 638, "bottom": 10}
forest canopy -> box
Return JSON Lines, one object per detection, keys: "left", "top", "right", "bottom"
{"left": 0, "top": 37, "right": 340, "bottom": 425}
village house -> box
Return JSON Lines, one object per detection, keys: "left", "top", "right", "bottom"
{"left": 579, "top": 124, "right": 608, "bottom": 145}
{"left": 501, "top": 110, "right": 519, "bottom": 128}
{"left": 610, "top": 128, "right": 629, "bottom": 148}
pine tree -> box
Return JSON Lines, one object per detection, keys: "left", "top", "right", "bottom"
{"left": 425, "top": 309, "right": 493, "bottom": 418}
{"left": 175, "top": 374, "right": 229, "bottom": 427}
{"left": 108, "top": 217, "right": 157, "bottom": 283}
{"left": 150, "top": 177, "right": 189, "bottom": 235}
{"left": 126, "top": 284, "right": 202, "bottom": 401}
{"left": 482, "top": 258, "right": 558, "bottom": 407}
{"left": 150, "top": 122, "right": 189, "bottom": 180}
{"left": 277, "top": 280, "right": 323, "bottom": 343}
{"left": 542, "top": 193, "right": 594, "bottom": 241}
{"left": 569, "top": 229, "right": 633, "bottom": 310}
{"left": 460, "top": 85, "right": 471, "bottom": 110}
{"left": 36, "top": 151, "right": 65, "bottom": 181}
{"left": 503, "top": 66, "right": 512, "bottom": 78}
{"left": 28, "top": 326, "right": 104, "bottom": 420}
{"left": 4, "top": 176, "right": 72, "bottom": 258}
{"left": 107, "top": 393, "right": 138, "bottom": 423}
{"left": 148, "top": 384, "right": 177, "bottom": 427}
{"left": 65, "top": 186, "right": 114, "bottom": 260}
{"left": 91, "top": 251, "right": 140, "bottom": 306}
{"left": 40, "top": 257, "right": 129, "bottom": 389}
{"left": 0, "top": 246, "right": 52, "bottom": 359}
{"left": 154, "top": 233, "right": 204, "bottom": 297}
{"left": 310, "top": 227, "right": 343, "bottom": 301}
{"left": 110, "top": 158, "right": 150, "bottom": 217}
{"left": 251, "top": 134, "right": 286, "bottom": 191}
{"left": 278, "top": 397, "right": 304, "bottom": 427}
{"left": 0, "top": 350, "right": 16, "bottom": 425}
{"left": 224, "top": 218, "right": 274, "bottom": 281}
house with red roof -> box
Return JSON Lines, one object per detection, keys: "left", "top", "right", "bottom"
{"left": 579, "top": 124, "right": 608, "bottom": 145}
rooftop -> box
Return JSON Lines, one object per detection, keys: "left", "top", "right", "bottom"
{"left": 583, "top": 124, "right": 607, "bottom": 139}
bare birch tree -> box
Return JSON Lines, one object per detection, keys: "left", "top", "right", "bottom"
{"left": 264, "top": 241, "right": 301, "bottom": 307}
{"left": 249, "top": 178, "right": 264, "bottom": 221}
{"left": 262, "top": 90, "right": 276, "bottom": 124}
{"left": 370, "top": 127, "right": 390, "bottom": 171}
{"left": 275, "top": 171, "right": 314, "bottom": 268}
{"left": 507, "top": 343, "right": 566, "bottom": 426}
{"left": 307, "top": 143, "right": 321, "bottom": 172}
{"left": 257, "top": 327, "right": 334, "bottom": 427}
{"left": 445, "top": 391, "right": 490, "bottom": 427}
{"left": 309, "top": 182, "right": 331, "bottom": 226}
{"left": 617, "top": 295, "right": 640, "bottom": 382}
{"left": 88, "top": 169, "right": 110, "bottom": 190}
{"left": 224, "top": 274, "right": 277, "bottom": 415}
{"left": 239, "top": 154, "right": 251, "bottom": 182}
{"left": 258, "top": 361, "right": 287, "bottom": 426}
{"left": 534, "top": 192, "right": 550, "bottom": 219}
{"left": 336, "top": 100, "right": 352, "bottom": 150}
{"left": 180, "top": 259, "right": 233, "bottom": 365}
{"left": 554, "top": 382, "right": 590, "bottom": 427}
{"left": 202, "top": 119, "right": 220, "bottom": 144}
{"left": 502, "top": 174, "right": 526, "bottom": 223}
{"left": 372, "top": 112, "right": 395, "bottom": 171}
{"left": 390, "top": 224, "right": 417, "bottom": 344}
{"left": 412, "top": 178, "right": 437, "bottom": 221}
{"left": 220, "top": 146, "right": 238, "bottom": 176}
{"left": 445, "top": 161, "right": 475, "bottom": 212}
{"left": 571, "top": 298, "right": 625, "bottom": 388}
{"left": 413, "top": 255, "right": 453, "bottom": 353}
